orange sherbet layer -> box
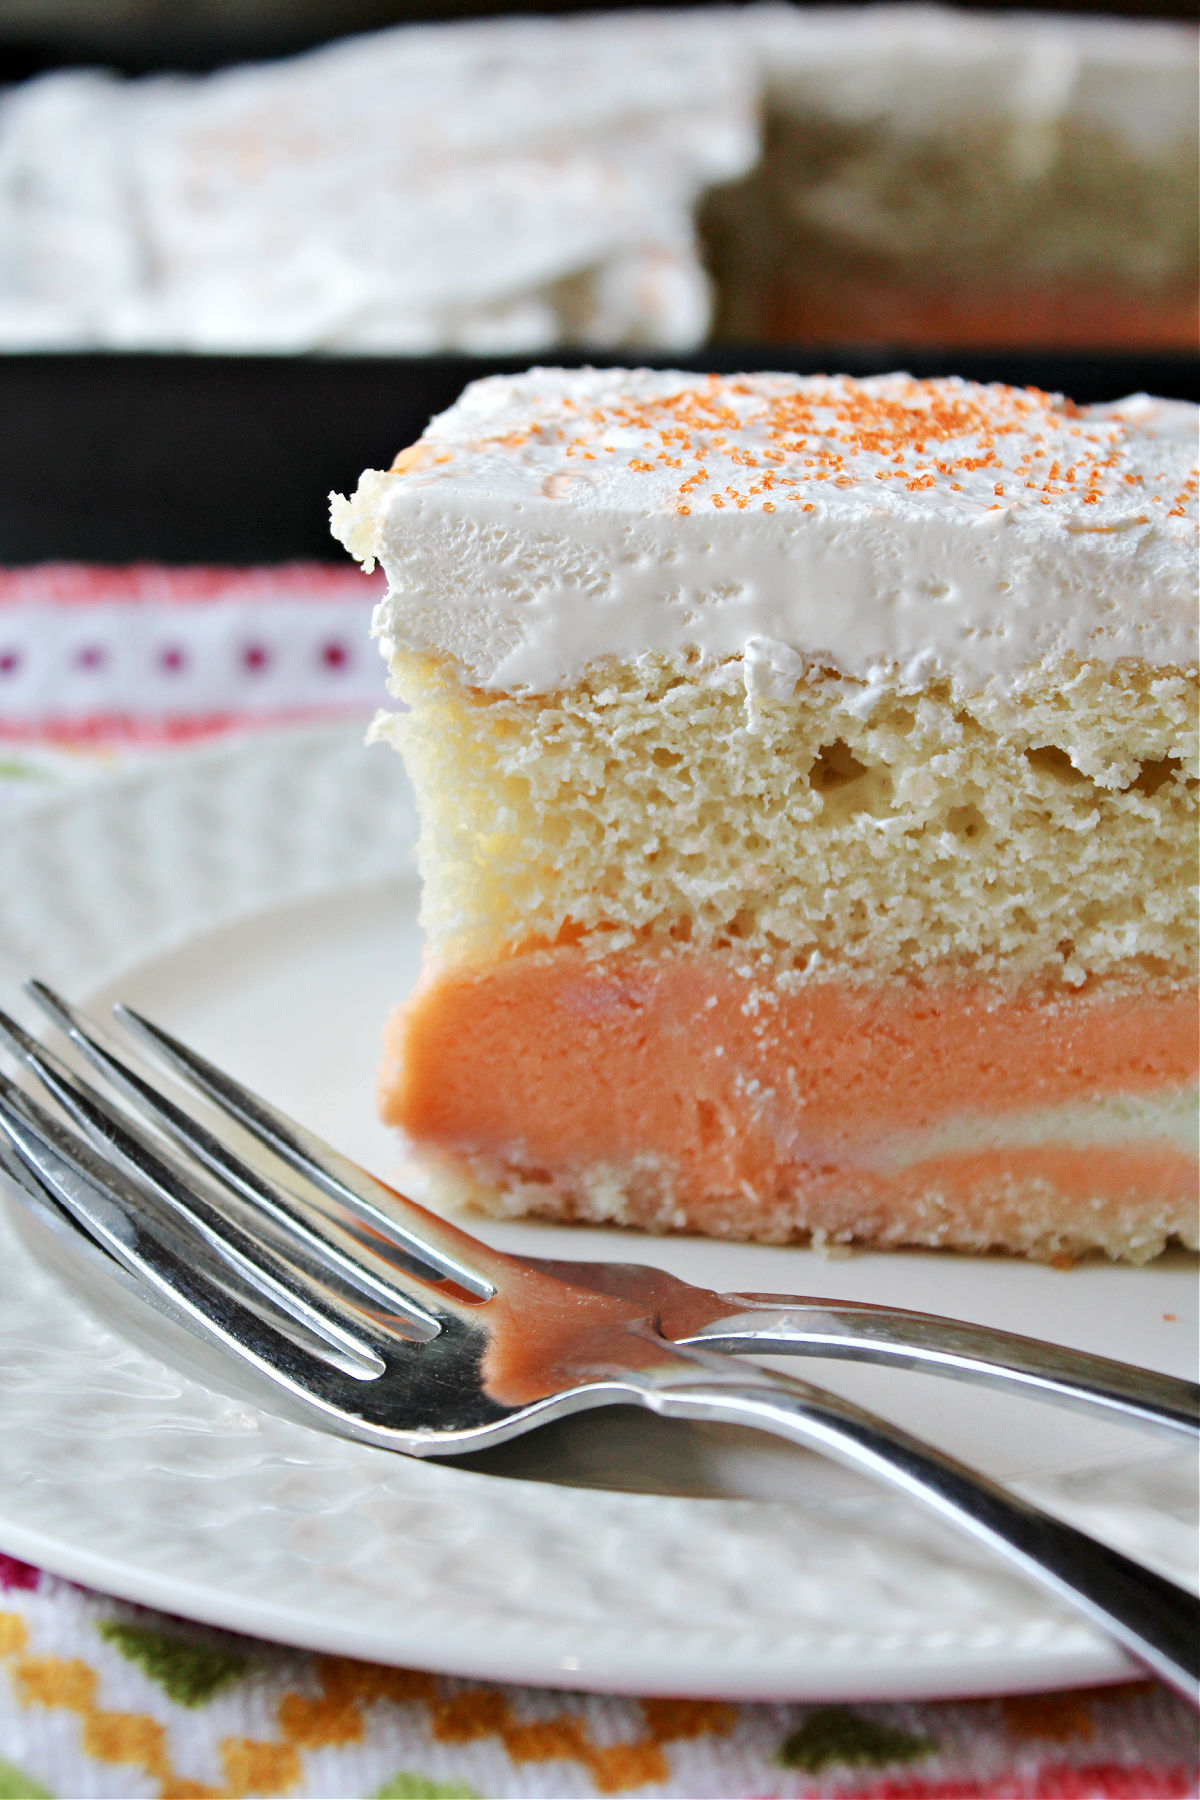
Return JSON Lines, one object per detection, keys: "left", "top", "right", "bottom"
{"left": 381, "top": 948, "right": 1197, "bottom": 1233}
{"left": 763, "top": 275, "right": 1200, "bottom": 351}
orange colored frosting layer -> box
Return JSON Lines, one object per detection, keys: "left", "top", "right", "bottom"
{"left": 381, "top": 949, "right": 1198, "bottom": 1236}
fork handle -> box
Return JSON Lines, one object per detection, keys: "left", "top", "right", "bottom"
{"left": 628, "top": 1343, "right": 1199, "bottom": 1704}
{"left": 687, "top": 1297, "right": 1200, "bottom": 1440}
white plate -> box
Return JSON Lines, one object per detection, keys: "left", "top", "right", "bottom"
{"left": 0, "top": 722, "right": 1195, "bottom": 1703}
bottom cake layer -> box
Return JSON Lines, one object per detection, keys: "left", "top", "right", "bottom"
{"left": 381, "top": 948, "right": 1199, "bottom": 1263}
{"left": 714, "top": 267, "right": 1200, "bottom": 351}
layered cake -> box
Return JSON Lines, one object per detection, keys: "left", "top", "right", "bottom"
{"left": 332, "top": 369, "right": 1199, "bottom": 1262}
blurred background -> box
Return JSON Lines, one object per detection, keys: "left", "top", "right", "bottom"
{"left": 0, "top": 0, "right": 1195, "bottom": 557}
{"left": 2, "top": 0, "right": 1195, "bottom": 70}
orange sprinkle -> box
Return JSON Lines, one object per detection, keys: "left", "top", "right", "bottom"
{"left": 455, "top": 374, "right": 1193, "bottom": 523}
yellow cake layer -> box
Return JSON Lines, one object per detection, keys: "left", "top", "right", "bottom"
{"left": 373, "top": 649, "right": 1198, "bottom": 987}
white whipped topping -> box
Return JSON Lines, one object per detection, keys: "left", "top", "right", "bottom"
{"left": 0, "top": 14, "right": 756, "bottom": 354}
{"left": 333, "top": 369, "right": 1199, "bottom": 696}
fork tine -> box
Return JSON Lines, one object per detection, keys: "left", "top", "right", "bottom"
{"left": 108, "top": 997, "right": 495, "bottom": 1299}
{"left": 0, "top": 1005, "right": 436, "bottom": 1345}
{"left": 0, "top": 1104, "right": 206, "bottom": 1332}
{"left": 0, "top": 1009, "right": 226, "bottom": 1229}
{"left": 0, "top": 1077, "right": 389, "bottom": 1402}
{"left": 0, "top": 1104, "right": 61, "bottom": 1211}
{"left": 9, "top": 995, "right": 451, "bottom": 1324}
{"left": 0, "top": 1053, "right": 405, "bottom": 1369}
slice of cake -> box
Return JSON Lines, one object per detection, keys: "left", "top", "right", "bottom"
{"left": 332, "top": 369, "right": 1199, "bottom": 1263}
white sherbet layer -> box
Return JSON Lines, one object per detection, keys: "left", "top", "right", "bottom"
{"left": 332, "top": 368, "right": 1200, "bottom": 695}
{"left": 868, "top": 1086, "right": 1200, "bottom": 1177}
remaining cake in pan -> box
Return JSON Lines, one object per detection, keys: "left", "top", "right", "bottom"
{"left": 332, "top": 369, "right": 1199, "bottom": 1263}
{"left": 708, "top": 7, "right": 1199, "bottom": 350}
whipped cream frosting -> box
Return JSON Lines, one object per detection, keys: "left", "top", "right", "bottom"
{"left": 332, "top": 368, "right": 1199, "bottom": 695}
{"left": 0, "top": 14, "right": 756, "bottom": 354}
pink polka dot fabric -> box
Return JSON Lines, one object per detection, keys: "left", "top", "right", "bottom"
{"left": 0, "top": 563, "right": 388, "bottom": 744}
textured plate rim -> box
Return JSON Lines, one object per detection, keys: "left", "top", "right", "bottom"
{"left": 0, "top": 722, "right": 1175, "bottom": 1701}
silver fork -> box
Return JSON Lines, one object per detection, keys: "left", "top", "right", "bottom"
{"left": 0, "top": 987, "right": 1196, "bottom": 1703}
{"left": 529, "top": 1259, "right": 1200, "bottom": 1441}
{"left": 19, "top": 990, "right": 1198, "bottom": 1441}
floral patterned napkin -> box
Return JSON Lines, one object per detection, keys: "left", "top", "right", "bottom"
{"left": 0, "top": 566, "right": 1195, "bottom": 1800}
